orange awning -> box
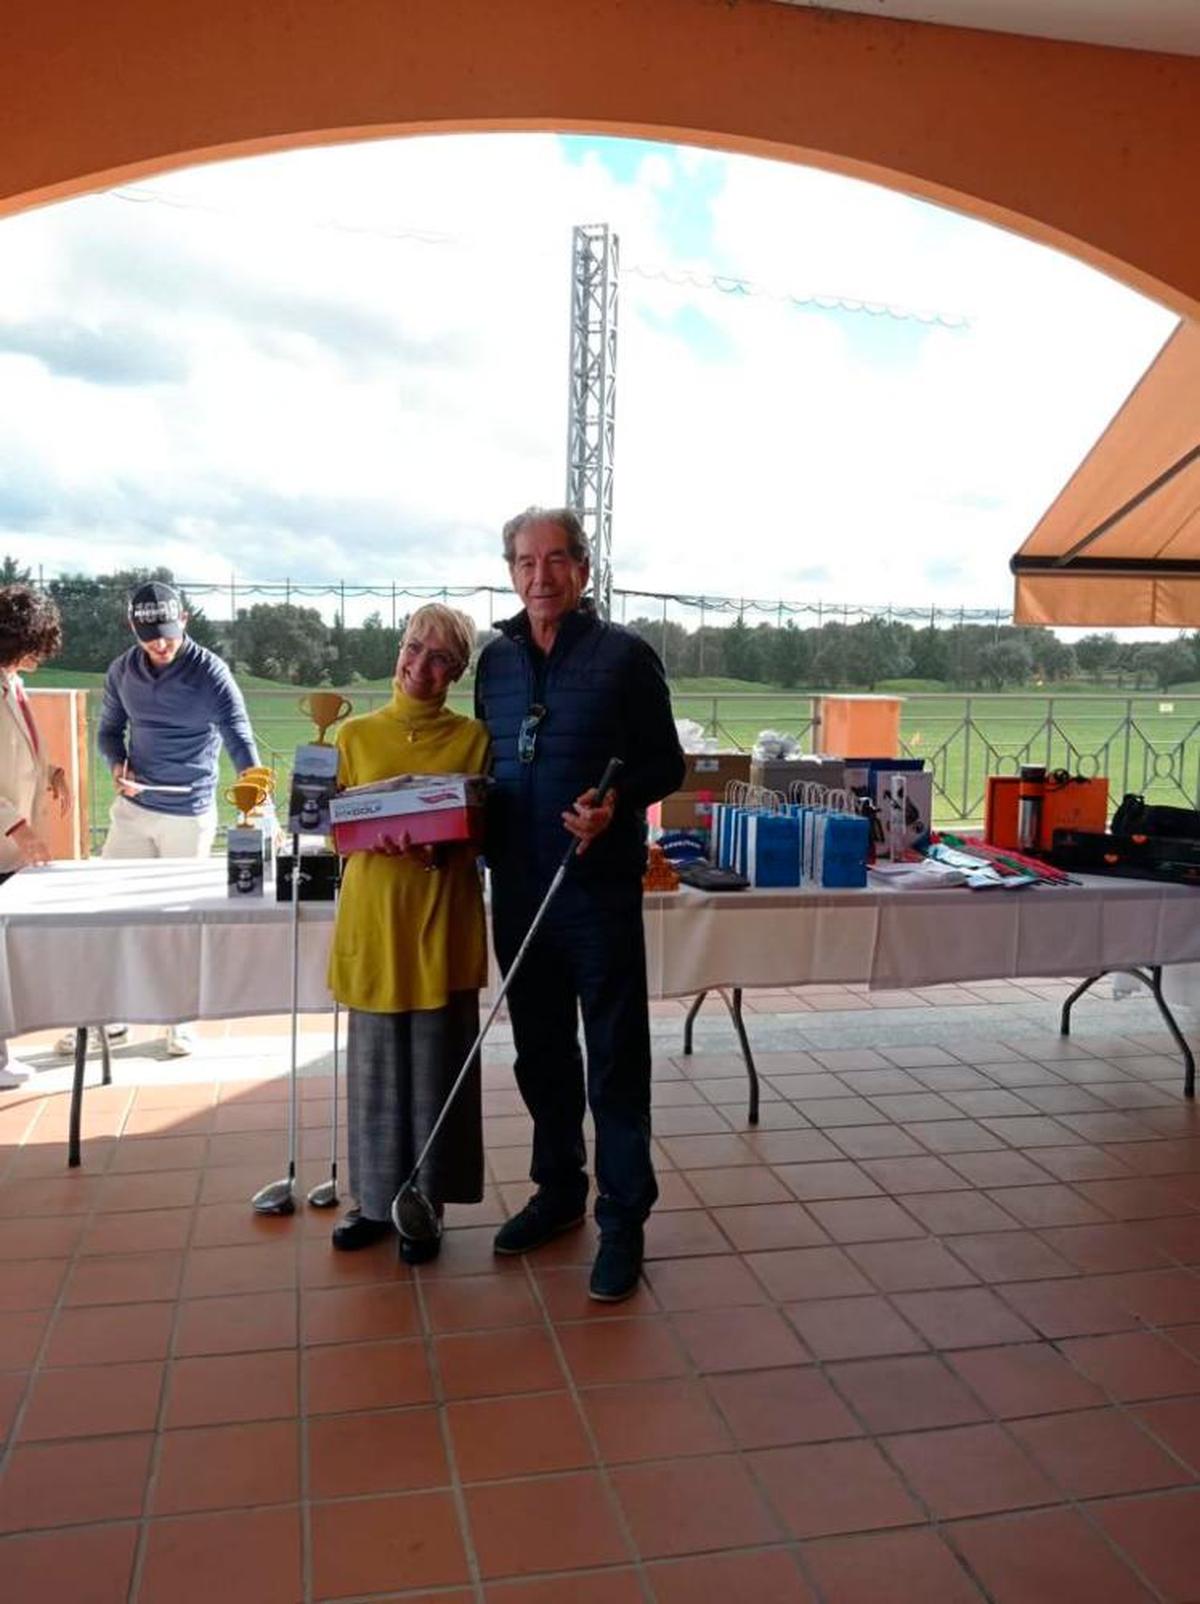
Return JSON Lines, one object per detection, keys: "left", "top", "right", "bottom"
{"left": 1011, "top": 320, "right": 1200, "bottom": 627}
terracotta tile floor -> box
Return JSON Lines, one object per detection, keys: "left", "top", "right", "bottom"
{"left": 2, "top": 998, "right": 1200, "bottom": 1602}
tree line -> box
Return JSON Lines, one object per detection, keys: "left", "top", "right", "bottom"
{"left": 5, "top": 559, "right": 1199, "bottom": 691}
{"left": 627, "top": 614, "right": 1200, "bottom": 693}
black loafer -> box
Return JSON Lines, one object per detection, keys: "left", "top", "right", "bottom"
{"left": 588, "top": 1227, "right": 644, "bottom": 1303}
{"left": 494, "top": 1189, "right": 587, "bottom": 1256}
{"left": 331, "top": 1214, "right": 392, "bottom": 1252}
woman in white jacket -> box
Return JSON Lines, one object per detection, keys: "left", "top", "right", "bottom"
{"left": 0, "top": 585, "right": 69, "bottom": 1086}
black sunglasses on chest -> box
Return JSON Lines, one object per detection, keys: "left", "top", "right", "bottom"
{"left": 518, "top": 703, "right": 547, "bottom": 764}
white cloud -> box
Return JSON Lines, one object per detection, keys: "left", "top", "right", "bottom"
{"left": 0, "top": 133, "right": 1177, "bottom": 628}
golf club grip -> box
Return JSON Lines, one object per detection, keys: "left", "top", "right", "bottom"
{"left": 592, "top": 756, "right": 624, "bottom": 808}
{"left": 557, "top": 756, "right": 625, "bottom": 869}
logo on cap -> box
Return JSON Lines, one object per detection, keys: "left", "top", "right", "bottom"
{"left": 129, "top": 583, "right": 185, "bottom": 640}
{"left": 131, "top": 597, "right": 180, "bottom": 626}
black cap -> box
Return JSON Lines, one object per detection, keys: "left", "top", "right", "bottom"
{"left": 129, "top": 582, "right": 185, "bottom": 641}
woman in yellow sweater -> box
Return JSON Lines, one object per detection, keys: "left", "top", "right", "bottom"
{"left": 328, "top": 603, "right": 490, "bottom": 1263}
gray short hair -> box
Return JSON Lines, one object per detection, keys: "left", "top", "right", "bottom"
{"left": 501, "top": 506, "right": 590, "bottom": 566}
{"left": 403, "top": 603, "right": 475, "bottom": 676}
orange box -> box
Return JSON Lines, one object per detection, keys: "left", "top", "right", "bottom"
{"left": 986, "top": 772, "right": 1108, "bottom": 851}
{"left": 1041, "top": 776, "right": 1108, "bottom": 845}
{"left": 985, "top": 775, "right": 1022, "bottom": 850}
{"left": 816, "top": 695, "right": 903, "bottom": 759}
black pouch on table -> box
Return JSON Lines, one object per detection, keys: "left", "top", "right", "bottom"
{"left": 675, "top": 862, "right": 750, "bottom": 892}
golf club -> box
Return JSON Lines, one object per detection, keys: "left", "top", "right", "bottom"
{"left": 307, "top": 999, "right": 340, "bottom": 1208}
{"left": 392, "top": 755, "right": 623, "bottom": 1245}
{"left": 251, "top": 830, "right": 303, "bottom": 1215}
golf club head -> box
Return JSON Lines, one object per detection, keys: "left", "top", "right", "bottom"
{"left": 307, "top": 1178, "right": 339, "bottom": 1209}
{"left": 392, "top": 1184, "right": 441, "bottom": 1244}
{"left": 251, "top": 1178, "right": 296, "bottom": 1216}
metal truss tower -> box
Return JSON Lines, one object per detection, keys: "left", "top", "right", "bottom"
{"left": 566, "top": 223, "right": 619, "bottom": 619}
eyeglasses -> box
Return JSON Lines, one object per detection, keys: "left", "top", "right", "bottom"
{"left": 401, "top": 639, "right": 457, "bottom": 675}
{"left": 518, "top": 703, "right": 547, "bottom": 764}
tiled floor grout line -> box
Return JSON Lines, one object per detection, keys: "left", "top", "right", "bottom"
{"left": 294, "top": 1200, "right": 314, "bottom": 1604}
{"left": 519, "top": 1242, "right": 663, "bottom": 1602}
{"left": 125, "top": 1084, "right": 212, "bottom": 1604}
{"left": 0, "top": 1077, "right": 141, "bottom": 1486}
{"left": 411, "top": 1258, "right": 487, "bottom": 1604}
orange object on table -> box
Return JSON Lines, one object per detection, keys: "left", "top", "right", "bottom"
{"left": 1041, "top": 775, "right": 1108, "bottom": 845}
{"left": 642, "top": 843, "right": 680, "bottom": 891}
{"left": 985, "top": 771, "right": 1108, "bottom": 851}
{"left": 985, "top": 775, "right": 1022, "bottom": 849}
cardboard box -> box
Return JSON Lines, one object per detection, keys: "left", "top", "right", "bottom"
{"left": 681, "top": 752, "right": 751, "bottom": 793}
{"left": 329, "top": 773, "right": 487, "bottom": 855}
{"left": 651, "top": 792, "right": 718, "bottom": 834}
{"left": 750, "top": 756, "right": 846, "bottom": 797}
{"left": 653, "top": 793, "right": 716, "bottom": 834}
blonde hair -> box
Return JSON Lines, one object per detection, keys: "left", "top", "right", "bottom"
{"left": 403, "top": 603, "right": 475, "bottom": 676}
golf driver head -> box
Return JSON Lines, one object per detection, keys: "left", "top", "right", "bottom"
{"left": 307, "top": 1177, "right": 339, "bottom": 1209}
{"left": 392, "top": 1184, "right": 441, "bottom": 1245}
{"left": 251, "top": 1177, "right": 297, "bottom": 1216}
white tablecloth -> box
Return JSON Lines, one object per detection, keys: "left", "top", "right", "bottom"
{"left": 2, "top": 859, "right": 1199, "bottom": 1035}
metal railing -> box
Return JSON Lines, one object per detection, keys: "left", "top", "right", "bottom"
{"left": 82, "top": 689, "right": 1200, "bottom": 846}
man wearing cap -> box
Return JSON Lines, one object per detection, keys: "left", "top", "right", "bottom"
{"left": 74, "top": 581, "right": 261, "bottom": 1056}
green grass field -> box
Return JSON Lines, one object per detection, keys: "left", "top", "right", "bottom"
{"left": 33, "top": 666, "right": 1200, "bottom": 839}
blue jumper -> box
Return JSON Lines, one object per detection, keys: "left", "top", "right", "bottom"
{"left": 97, "top": 640, "right": 259, "bottom": 817}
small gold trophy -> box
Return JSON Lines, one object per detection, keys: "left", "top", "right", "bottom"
{"left": 225, "top": 778, "right": 271, "bottom": 827}
{"left": 289, "top": 693, "right": 354, "bottom": 835}
{"left": 238, "top": 765, "right": 276, "bottom": 797}
{"left": 298, "top": 693, "right": 353, "bottom": 746}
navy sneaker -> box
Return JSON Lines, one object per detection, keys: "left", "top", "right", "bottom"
{"left": 588, "top": 1226, "right": 644, "bottom": 1302}
{"left": 494, "top": 1189, "right": 587, "bottom": 1256}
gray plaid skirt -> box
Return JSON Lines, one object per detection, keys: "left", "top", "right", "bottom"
{"left": 346, "top": 991, "right": 484, "bottom": 1221}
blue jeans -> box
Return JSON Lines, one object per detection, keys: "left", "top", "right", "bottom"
{"left": 492, "top": 880, "right": 657, "bottom": 1235}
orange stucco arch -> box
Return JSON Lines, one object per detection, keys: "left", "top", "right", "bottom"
{"left": 2, "top": 0, "right": 1198, "bottom": 318}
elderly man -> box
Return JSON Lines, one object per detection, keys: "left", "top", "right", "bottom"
{"left": 475, "top": 506, "right": 684, "bottom": 1301}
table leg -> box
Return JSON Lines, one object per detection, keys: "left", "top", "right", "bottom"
{"left": 99, "top": 1029, "right": 112, "bottom": 1088}
{"left": 68, "top": 1026, "right": 87, "bottom": 1168}
{"left": 1148, "top": 966, "right": 1196, "bottom": 1100}
{"left": 1060, "top": 974, "right": 1102, "bottom": 1038}
{"left": 682, "top": 992, "right": 706, "bottom": 1056}
{"left": 1061, "top": 968, "right": 1194, "bottom": 1101}
{"left": 723, "top": 987, "right": 760, "bottom": 1126}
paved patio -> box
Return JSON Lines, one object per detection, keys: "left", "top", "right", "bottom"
{"left": 2, "top": 979, "right": 1199, "bottom": 1602}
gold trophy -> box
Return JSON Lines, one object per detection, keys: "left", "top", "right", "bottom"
{"left": 299, "top": 692, "right": 353, "bottom": 746}
{"left": 289, "top": 693, "right": 354, "bottom": 834}
{"left": 238, "top": 765, "right": 276, "bottom": 796}
{"left": 225, "top": 778, "right": 271, "bottom": 827}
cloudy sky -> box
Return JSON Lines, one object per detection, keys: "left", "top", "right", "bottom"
{"left": 0, "top": 133, "right": 1177, "bottom": 628}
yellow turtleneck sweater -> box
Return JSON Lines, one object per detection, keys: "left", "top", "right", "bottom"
{"left": 327, "top": 687, "right": 491, "bottom": 1014}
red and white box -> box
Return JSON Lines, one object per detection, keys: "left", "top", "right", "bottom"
{"left": 329, "top": 773, "right": 488, "bottom": 855}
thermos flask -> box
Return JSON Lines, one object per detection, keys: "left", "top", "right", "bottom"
{"left": 1017, "top": 764, "right": 1046, "bottom": 851}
